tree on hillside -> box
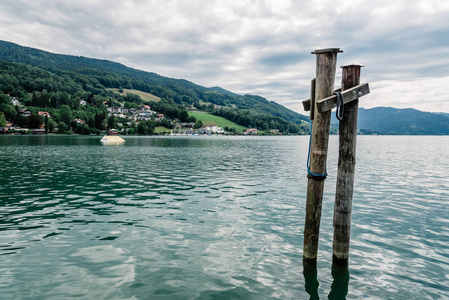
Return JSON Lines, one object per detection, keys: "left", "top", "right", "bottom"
{"left": 59, "top": 105, "right": 72, "bottom": 125}
{"left": 44, "top": 115, "right": 48, "bottom": 133}
{"left": 15, "top": 115, "right": 28, "bottom": 128}
{"left": 94, "top": 111, "right": 107, "bottom": 130}
{"left": 147, "top": 120, "right": 155, "bottom": 134}
{"left": 260, "top": 122, "right": 269, "bottom": 132}
{"left": 0, "top": 93, "right": 9, "bottom": 104}
{"left": 178, "top": 110, "right": 189, "bottom": 123}
{"left": 40, "top": 90, "right": 49, "bottom": 107}
{"left": 187, "top": 115, "right": 196, "bottom": 123}
{"left": 48, "top": 118, "right": 57, "bottom": 133}
{"left": 124, "top": 93, "right": 142, "bottom": 104}
{"left": 28, "top": 114, "right": 43, "bottom": 129}
{"left": 107, "top": 115, "right": 116, "bottom": 129}
{"left": 0, "top": 113, "right": 6, "bottom": 127}
{"left": 194, "top": 120, "right": 203, "bottom": 129}
{"left": 137, "top": 121, "right": 147, "bottom": 135}
{"left": 3, "top": 105, "right": 17, "bottom": 122}
{"left": 76, "top": 123, "right": 91, "bottom": 135}
{"left": 58, "top": 121, "right": 68, "bottom": 133}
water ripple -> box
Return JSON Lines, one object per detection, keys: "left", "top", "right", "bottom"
{"left": 1, "top": 136, "right": 449, "bottom": 299}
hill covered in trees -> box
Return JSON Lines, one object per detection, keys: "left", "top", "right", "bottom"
{"left": 0, "top": 40, "right": 309, "bottom": 135}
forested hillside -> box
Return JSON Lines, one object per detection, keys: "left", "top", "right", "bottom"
{"left": 0, "top": 40, "right": 309, "bottom": 134}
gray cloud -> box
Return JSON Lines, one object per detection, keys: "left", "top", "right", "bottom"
{"left": 1, "top": 0, "right": 449, "bottom": 113}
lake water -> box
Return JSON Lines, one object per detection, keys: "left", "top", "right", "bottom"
{"left": 1, "top": 135, "right": 448, "bottom": 299}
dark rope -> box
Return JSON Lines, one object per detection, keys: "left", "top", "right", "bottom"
{"left": 306, "top": 120, "right": 327, "bottom": 180}
{"left": 334, "top": 91, "right": 344, "bottom": 121}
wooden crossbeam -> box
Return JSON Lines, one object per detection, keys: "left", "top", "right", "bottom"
{"left": 302, "top": 83, "right": 369, "bottom": 113}
{"left": 303, "top": 88, "right": 340, "bottom": 111}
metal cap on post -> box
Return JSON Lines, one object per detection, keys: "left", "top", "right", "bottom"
{"left": 341, "top": 61, "right": 365, "bottom": 67}
{"left": 311, "top": 48, "right": 343, "bottom": 55}
{"left": 303, "top": 48, "right": 342, "bottom": 261}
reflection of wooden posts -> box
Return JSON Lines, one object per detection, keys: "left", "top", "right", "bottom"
{"left": 328, "top": 260, "right": 350, "bottom": 298}
{"left": 303, "top": 48, "right": 342, "bottom": 260}
{"left": 303, "top": 259, "right": 319, "bottom": 299}
{"left": 332, "top": 63, "right": 364, "bottom": 261}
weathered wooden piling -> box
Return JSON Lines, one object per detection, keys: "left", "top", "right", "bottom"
{"left": 303, "top": 48, "right": 342, "bottom": 260}
{"left": 332, "top": 63, "right": 364, "bottom": 261}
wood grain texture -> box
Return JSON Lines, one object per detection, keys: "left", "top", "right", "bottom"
{"left": 332, "top": 65, "right": 362, "bottom": 261}
{"left": 303, "top": 49, "right": 341, "bottom": 260}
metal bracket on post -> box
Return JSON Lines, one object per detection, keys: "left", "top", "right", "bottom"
{"left": 302, "top": 83, "right": 369, "bottom": 113}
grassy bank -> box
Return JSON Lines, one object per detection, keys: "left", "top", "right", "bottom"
{"left": 188, "top": 111, "right": 247, "bottom": 132}
{"left": 109, "top": 88, "right": 161, "bottom": 102}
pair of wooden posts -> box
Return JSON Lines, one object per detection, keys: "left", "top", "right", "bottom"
{"left": 302, "top": 48, "right": 370, "bottom": 262}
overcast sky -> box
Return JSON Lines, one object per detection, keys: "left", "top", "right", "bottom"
{"left": 1, "top": 0, "right": 449, "bottom": 114}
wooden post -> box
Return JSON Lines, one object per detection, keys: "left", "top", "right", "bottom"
{"left": 303, "top": 48, "right": 342, "bottom": 260}
{"left": 332, "top": 63, "right": 364, "bottom": 261}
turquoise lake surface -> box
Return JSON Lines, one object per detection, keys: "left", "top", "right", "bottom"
{"left": 1, "top": 135, "right": 448, "bottom": 299}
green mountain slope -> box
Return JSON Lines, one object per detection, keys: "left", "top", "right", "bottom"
{"left": 0, "top": 40, "right": 308, "bottom": 131}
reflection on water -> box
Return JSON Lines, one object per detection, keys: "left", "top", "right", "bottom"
{"left": 303, "top": 259, "right": 349, "bottom": 300}
{"left": 1, "top": 135, "right": 449, "bottom": 299}
{"left": 303, "top": 259, "right": 320, "bottom": 300}
{"left": 328, "top": 260, "right": 349, "bottom": 300}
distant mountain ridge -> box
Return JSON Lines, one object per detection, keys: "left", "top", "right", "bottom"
{"left": 435, "top": 112, "right": 449, "bottom": 119}
{"left": 331, "top": 107, "right": 449, "bottom": 135}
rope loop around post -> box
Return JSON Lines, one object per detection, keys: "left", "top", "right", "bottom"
{"left": 334, "top": 91, "right": 344, "bottom": 121}
{"left": 307, "top": 121, "right": 327, "bottom": 180}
